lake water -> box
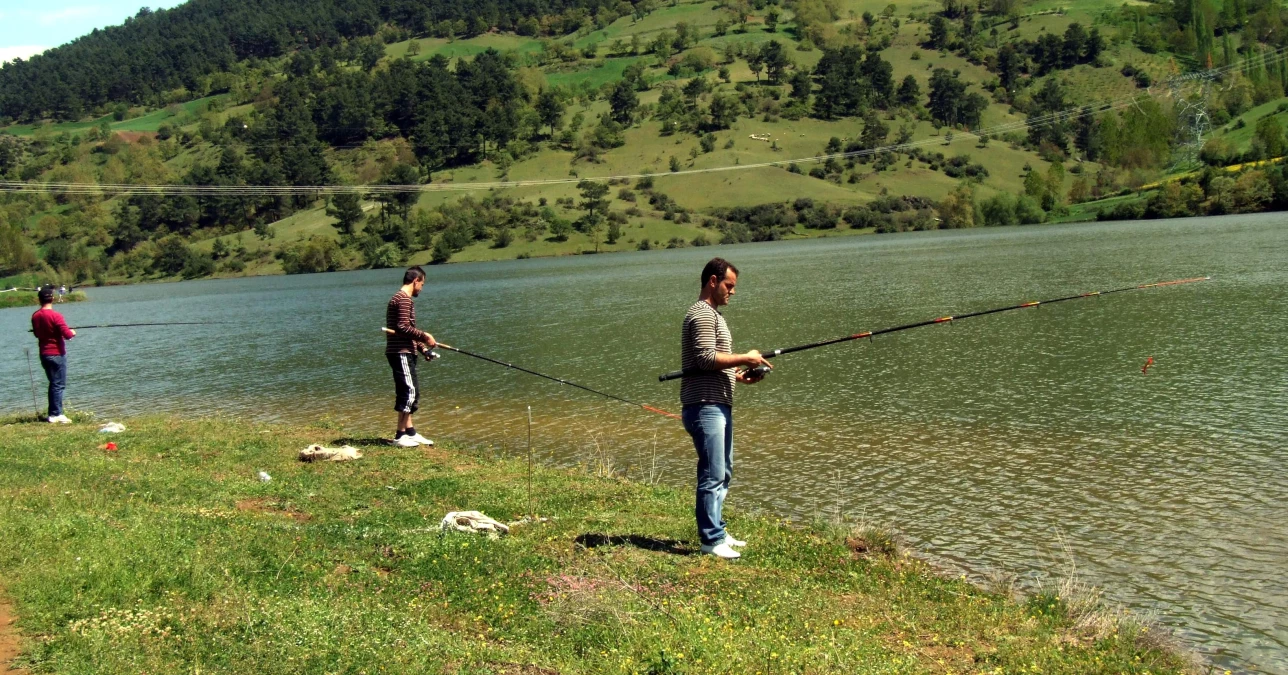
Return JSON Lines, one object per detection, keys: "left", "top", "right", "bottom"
{"left": 3, "top": 213, "right": 1285, "bottom": 672}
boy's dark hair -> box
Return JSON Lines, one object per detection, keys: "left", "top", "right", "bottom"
{"left": 37, "top": 286, "right": 55, "bottom": 304}
{"left": 403, "top": 266, "right": 426, "bottom": 284}
{"left": 700, "top": 258, "right": 739, "bottom": 287}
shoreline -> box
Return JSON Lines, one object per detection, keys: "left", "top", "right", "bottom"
{"left": 0, "top": 291, "right": 87, "bottom": 310}
{"left": 0, "top": 413, "right": 1200, "bottom": 674}
{"left": 35, "top": 206, "right": 1274, "bottom": 292}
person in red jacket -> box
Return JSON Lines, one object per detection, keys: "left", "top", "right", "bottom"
{"left": 31, "top": 286, "right": 75, "bottom": 423}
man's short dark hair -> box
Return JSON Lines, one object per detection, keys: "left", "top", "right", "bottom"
{"left": 700, "top": 258, "right": 739, "bottom": 287}
{"left": 403, "top": 266, "right": 426, "bottom": 285}
{"left": 37, "top": 286, "right": 55, "bottom": 304}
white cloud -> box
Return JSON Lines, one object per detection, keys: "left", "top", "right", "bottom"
{"left": 0, "top": 45, "right": 49, "bottom": 64}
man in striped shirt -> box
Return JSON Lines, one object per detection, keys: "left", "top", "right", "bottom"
{"left": 386, "top": 266, "right": 437, "bottom": 448}
{"left": 681, "top": 258, "right": 772, "bottom": 559}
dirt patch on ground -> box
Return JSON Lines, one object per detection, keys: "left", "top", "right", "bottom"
{"left": 113, "top": 131, "right": 156, "bottom": 144}
{"left": 0, "top": 591, "right": 25, "bottom": 675}
{"left": 235, "top": 498, "right": 311, "bottom": 522}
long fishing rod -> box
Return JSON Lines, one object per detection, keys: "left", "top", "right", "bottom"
{"left": 658, "top": 276, "right": 1211, "bottom": 382}
{"left": 26, "top": 321, "right": 228, "bottom": 332}
{"left": 381, "top": 328, "right": 679, "bottom": 419}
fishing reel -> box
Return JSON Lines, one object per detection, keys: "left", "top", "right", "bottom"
{"left": 742, "top": 365, "right": 771, "bottom": 380}
{"left": 418, "top": 346, "right": 442, "bottom": 363}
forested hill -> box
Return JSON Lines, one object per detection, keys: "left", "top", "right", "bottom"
{"left": 0, "top": 0, "right": 622, "bottom": 121}
{"left": 2, "top": 0, "right": 1287, "bottom": 287}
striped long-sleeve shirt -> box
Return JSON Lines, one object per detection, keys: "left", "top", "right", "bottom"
{"left": 386, "top": 290, "right": 431, "bottom": 355}
{"left": 680, "top": 300, "right": 736, "bottom": 407}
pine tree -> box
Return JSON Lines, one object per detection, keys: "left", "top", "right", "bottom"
{"left": 1192, "top": 0, "right": 1212, "bottom": 69}
{"left": 896, "top": 75, "right": 921, "bottom": 107}
{"left": 536, "top": 90, "right": 566, "bottom": 138}
{"left": 326, "top": 193, "right": 364, "bottom": 236}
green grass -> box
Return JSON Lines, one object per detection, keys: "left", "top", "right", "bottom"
{"left": 1053, "top": 192, "right": 1150, "bottom": 223}
{"left": 0, "top": 273, "right": 49, "bottom": 290}
{"left": 1211, "top": 99, "right": 1288, "bottom": 152}
{"left": 572, "top": 0, "right": 726, "bottom": 49}
{"left": 2, "top": 95, "right": 229, "bottom": 137}
{"left": 188, "top": 206, "right": 358, "bottom": 277}
{"left": 0, "top": 415, "right": 1195, "bottom": 674}
{"left": 546, "top": 56, "right": 651, "bottom": 90}
{"left": 385, "top": 34, "right": 544, "bottom": 63}
{"left": 0, "top": 291, "right": 86, "bottom": 309}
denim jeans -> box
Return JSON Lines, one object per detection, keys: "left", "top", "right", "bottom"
{"left": 682, "top": 403, "right": 733, "bottom": 546}
{"left": 40, "top": 354, "right": 67, "bottom": 417}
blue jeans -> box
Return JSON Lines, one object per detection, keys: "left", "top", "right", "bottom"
{"left": 683, "top": 403, "right": 733, "bottom": 546}
{"left": 40, "top": 354, "right": 67, "bottom": 417}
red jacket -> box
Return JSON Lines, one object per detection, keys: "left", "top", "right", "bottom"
{"left": 31, "top": 307, "right": 74, "bottom": 356}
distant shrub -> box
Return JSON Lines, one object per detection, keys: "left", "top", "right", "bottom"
{"left": 181, "top": 251, "right": 215, "bottom": 279}
{"left": 279, "top": 236, "right": 343, "bottom": 274}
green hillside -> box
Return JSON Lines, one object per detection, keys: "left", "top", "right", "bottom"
{"left": 2, "top": 0, "right": 1287, "bottom": 286}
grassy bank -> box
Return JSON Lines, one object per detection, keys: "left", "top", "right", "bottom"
{"left": 0, "top": 291, "right": 86, "bottom": 310}
{"left": 0, "top": 415, "right": 1195, "bottom": 674}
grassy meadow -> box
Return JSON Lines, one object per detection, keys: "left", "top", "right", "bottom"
{"left": 3, "top": 95, "right": 229, "bottom": 138}
{"left": 0, "top": 414, "right": 1198, "bottom": 674}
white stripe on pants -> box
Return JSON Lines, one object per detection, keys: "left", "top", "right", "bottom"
{"left": 400, "top": 354, "right": 416, "bottom": 413}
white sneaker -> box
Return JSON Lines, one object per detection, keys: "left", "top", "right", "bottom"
{"left": 405, "top": 433, "right": 433, "bottom": 446}
{"left": 724, "top": 534, "right": 747, "bottom": 548}
{"left": 49, "top": 415, "right": 72, "bottom": 424}
{"left": 700, "top": 542, "right": 741, "bottom": 559}
{"left": 394, "top": 435, "right": 420, "bottom": 448}
{"left": 47, "top": 416, "right": 59, "bottom": 424}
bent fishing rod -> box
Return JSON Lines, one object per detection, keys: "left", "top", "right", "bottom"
{"left": 381, "top": 328, "right": 679, "bottom": 419}
{"left": 27, "top": 321, "right": 228, "bottom": 332}
{"left": 658, "top": 276, "right": 1211, "bottom": 382}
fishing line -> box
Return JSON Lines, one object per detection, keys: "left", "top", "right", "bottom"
{"left": 381, "top": 327, "right": 679, "bottom": 419}
{"left": 658, "top": 276, "right": 1212, "bottom": 381}
{"left": 26, "top": 321, "right": 229, "bottom": 332}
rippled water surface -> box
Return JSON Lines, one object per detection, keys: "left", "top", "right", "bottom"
{"left": 3, "top": 214, "right": 1286, "bottom": 671}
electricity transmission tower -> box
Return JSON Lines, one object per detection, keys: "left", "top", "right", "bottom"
{"left": 1167, "top": 71, "right": 1217, "bottom": 171}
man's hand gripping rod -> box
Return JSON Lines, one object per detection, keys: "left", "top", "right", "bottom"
{"left": 382, "top": 327, "right": 441, "bottom": 361}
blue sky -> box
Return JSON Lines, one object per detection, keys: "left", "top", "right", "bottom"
{"left": 0, "top": 0, "right": 185, "bottom": 63}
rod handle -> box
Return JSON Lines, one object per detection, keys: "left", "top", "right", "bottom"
{"left": 382, "top": 327, "right": 450, "bottom": 350}
{"left": 658, "top": 348, "right": 781, "bottom": 382}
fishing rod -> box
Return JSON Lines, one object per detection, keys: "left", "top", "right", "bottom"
{"left": 658, "top": 276, "right": 1211, "bottom": 382}
{"left": 381, "top": 328, "right": 679, "bottom": 419}
{"left": 26, "top": 321, "right": 228, "bottom": 332}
